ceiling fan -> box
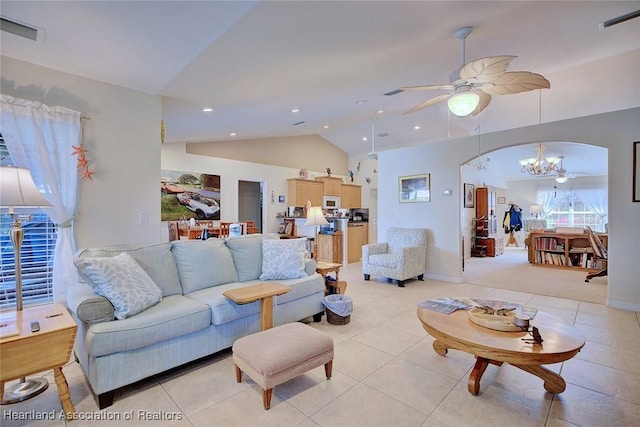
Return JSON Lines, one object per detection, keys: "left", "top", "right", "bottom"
{"left": 363, "top": 118, "right": 379, "bottom": 160}
{"left": 555, "top": 155, "right": 579, "bottom": 183}
{"left": 401, "top": 26, "right": 550, "bottom": 117}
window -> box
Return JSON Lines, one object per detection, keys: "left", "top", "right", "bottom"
{"left": 0, "top": 135, "right": 57, "bottom": 308}
{"left": 543, "top": 192, "right": 602, "bottom": 231}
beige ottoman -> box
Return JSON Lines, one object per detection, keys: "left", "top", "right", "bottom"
{"left": 232, "top": 322, "right": 334, "bottom": 410}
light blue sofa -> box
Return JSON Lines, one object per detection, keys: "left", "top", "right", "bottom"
{"left": 66, "top": 233, "right": 324, "bottom": 409}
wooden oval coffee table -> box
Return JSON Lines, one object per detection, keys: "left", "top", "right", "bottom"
{"left": 417, "top": 306, "right": 585, "bottom": 395}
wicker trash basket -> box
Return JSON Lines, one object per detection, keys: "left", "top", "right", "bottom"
{"left": 323, "top": 294, "right": 352, "bottom": 325}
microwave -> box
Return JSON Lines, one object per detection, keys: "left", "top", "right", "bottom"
{"left": 323, "top": 196, "right": 340, "bottom": 210}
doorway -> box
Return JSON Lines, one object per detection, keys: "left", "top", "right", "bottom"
{"left": 238, "top": 180, "right": 263, "bottom": 233}
{"left": 460, "top": 141, "right": 608, "bottom": 293}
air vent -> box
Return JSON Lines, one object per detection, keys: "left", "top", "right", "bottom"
{"left": 384, "top": 89, "right": 404, "bottom": 96}
{"left": 1, "top": 17, "right": 41, "bottom": 41}
{"left": 292, "top": 121, "right": 305, "bottom": 126}
{"left": 377, "top": 132, "right": 389, "bottom": 138}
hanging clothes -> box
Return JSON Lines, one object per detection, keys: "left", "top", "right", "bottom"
{"left": 503, "top": 204, "right": 523, "bottom": 233}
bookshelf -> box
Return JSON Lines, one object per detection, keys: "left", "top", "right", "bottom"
{"left": 530, "top": 231, "right": 608, "bottom": 271}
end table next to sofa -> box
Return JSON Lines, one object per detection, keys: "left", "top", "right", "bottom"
{"left": 315, "top": 261, "right": 347, "bottom": 294}
{"left": 0, "top": 304, "right": 77, "bottom": 419}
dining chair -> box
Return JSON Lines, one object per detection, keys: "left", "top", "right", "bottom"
{"left": 219, "top": 221, "right": 231, "bottom": 238}
{"left": 167, "top": 221, "right": 180, "bottom": 241}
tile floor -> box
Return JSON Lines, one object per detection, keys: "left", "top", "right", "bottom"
{"left": 2, "top": 262, "right": 639, "bottom": 426}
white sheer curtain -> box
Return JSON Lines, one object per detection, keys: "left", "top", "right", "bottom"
{"left": 573, "top": 187, "right": 608, "bottom": 232}
{"left": 536, "top": 189, "right": 564, "bottom": 217}
{"left": 1, "top": 95, "right": 81, "bottom": 304}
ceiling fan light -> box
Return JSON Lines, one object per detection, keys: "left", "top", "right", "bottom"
{"left": 448, "top": 92, "right": 480, "bottom": 116}
{"left": 556, "top": 174, "right": 568, "bottom": 184}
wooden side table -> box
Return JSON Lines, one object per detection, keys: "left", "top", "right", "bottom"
{"left": 0, "top": 304, "right": 77, "bottom": 419}
{"left": 315, "top": 261, "right": 347, "bottom": 294}
{"left": 223, "top": 283, "right": 290, "bottom": 330}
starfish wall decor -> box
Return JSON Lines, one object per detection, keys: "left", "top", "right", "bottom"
{"left": 71, "top": 144, "right": 95, "bottom": 181}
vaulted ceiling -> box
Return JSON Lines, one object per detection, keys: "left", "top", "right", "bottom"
{"left": 2, "top": 1, "right": 638, "bottom": 180}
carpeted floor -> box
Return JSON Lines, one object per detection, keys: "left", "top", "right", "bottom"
{"left": 463, "top": 246, "right": 607, "bottom": 304}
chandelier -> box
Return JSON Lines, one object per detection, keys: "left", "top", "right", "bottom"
{"left": 519, "top": 144, "right": 560, "bottom": 176}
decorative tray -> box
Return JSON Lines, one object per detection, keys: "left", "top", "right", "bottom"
{"left": 468, "top": 307, "right": 530, "bottom": 332}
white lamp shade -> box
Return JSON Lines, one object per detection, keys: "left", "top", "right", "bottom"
{"left": 530, "top": 205, "right": 543, "bottom": 215}
{"left": 447, "top": 92, "right": 480, "bottom": 117}
{"left": 304, "top": 206, "right": 328, "bottom": 226}
{"left": 0, "top": 166, "right": 51, "bottom": 209}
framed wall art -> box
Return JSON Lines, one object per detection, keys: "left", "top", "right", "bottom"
{"left": 464, "top": 183, "right": 475, "bottom": 208}
{"left": 161, "top": 169, "right": 221, "bottom": 221}
{"left": 399, "top": 174, "right": 430, "bottom": 203}
{"left": 497, "top": 196, "right": 506, "bottom": 204}
{"left": 634, "top": 141, "right": 640, "bottom": 202}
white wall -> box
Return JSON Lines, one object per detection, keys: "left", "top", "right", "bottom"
{"left": 1, "top": 56, "right": 161, "bottom": 248}
{"left": 378, "top": 108, "right": 640, "bottom": 311}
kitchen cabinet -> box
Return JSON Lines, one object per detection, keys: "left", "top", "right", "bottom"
{"left": 315, "top": 176, "right": 342, "bottom": 196}
{"left": 317, "top": 231, "right": 342, "bottom": 263}
{"left": 287, "top": 179, "right": 323, "bottom": 207}
{"left": 341, "top": 184, "right": 362, "bottom": 208}
{"left": 347, "top": 223, "right": 368, "bottom": 263}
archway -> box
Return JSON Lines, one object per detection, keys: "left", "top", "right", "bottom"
{"left": 460, "top": 141, "right": 608, "bottom": 302}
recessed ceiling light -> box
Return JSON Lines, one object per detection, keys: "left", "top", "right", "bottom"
{"left": 323, "top": 125, "right": 329, "bottom": 129}
{"left": 414, "top": 125, "right": 421, "bottom": 130}
{"left": 362, "top": 137, "right": 368, "bottom": 141}
{"left": 291, "top": 108, "right": 300, "bottom": 113}
{"left": 356, "top": 100, "right": 368, "bottom": 105}
{"left": 202, "top": 107, "right": 213, "bottom": 112}
{"left": 230, "top": 132, "right": 237, "bottom": 136}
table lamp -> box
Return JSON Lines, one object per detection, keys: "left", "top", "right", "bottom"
{"left": 0, "top": 166, "right": 52, "bottom": 403}
{"left": 304, "top": 206, "right": 328, "bottom": 259}
{"left": 530, "top": 204, "right": 543, "bottom": 219}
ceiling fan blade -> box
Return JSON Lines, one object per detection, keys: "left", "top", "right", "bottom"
{"left": 471, "top": 91, "right": 492, "bottom": 116}
{"left": 404, "top": 93, "right": 451, "bottom": 114}
{"left": 482, "top": 71, "right": 550, "bottom": 95}
{"left": 400, "top": 83, "right": 455, "bottom": 91}
{"left": 460, "top": 55, "right": 516, "bottom": 83}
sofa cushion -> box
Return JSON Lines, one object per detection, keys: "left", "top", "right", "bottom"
{"left": 225, "top": 233, "right": 279, "bottom": 281}
{"left": 75, "top": 242, "right": 182, "bottom": 297}
{"left": 172, "top": 239, "right": 239, "bottom": 294}
{"left": 259, "top": 238, "right": 307, "bottom": 281}
{"left": 85, "top": 295, "right": 211, "bottom": 357}
{"left": 75, "top": 252, "right": 163, "bottom": 320}
{"left": 186, "top": 282, "right": 261, "bottom": 326}
{"left": 272, "top": 274, "right": 325, "bottom": 305}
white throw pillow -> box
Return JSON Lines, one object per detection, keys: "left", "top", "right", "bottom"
{"left": 259, "top": 238, "right": 307, "bottom": 280}
{"left": 75, "top": 252, "right": 162, "bottom": 320}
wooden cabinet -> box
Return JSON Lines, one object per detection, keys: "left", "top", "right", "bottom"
{"left": 347, "top": 223, "right": 368, "bottom": 263}
{"left": 315, "top": 176, "right": 342, "bottom": 196}
{"left": 341, "top": 184, "right": 362, "bottom": 208}
{"left": 530, "top": 231, "right": 608, "bottom": 271}
{"left": 476, "top": 186, "right": 497, "bottom": 234}
{"left": 287, "top": 179, "right": 323, "bottom": 207}
{"left": 317, "top": 231, "right": 342, "bottom": 263}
